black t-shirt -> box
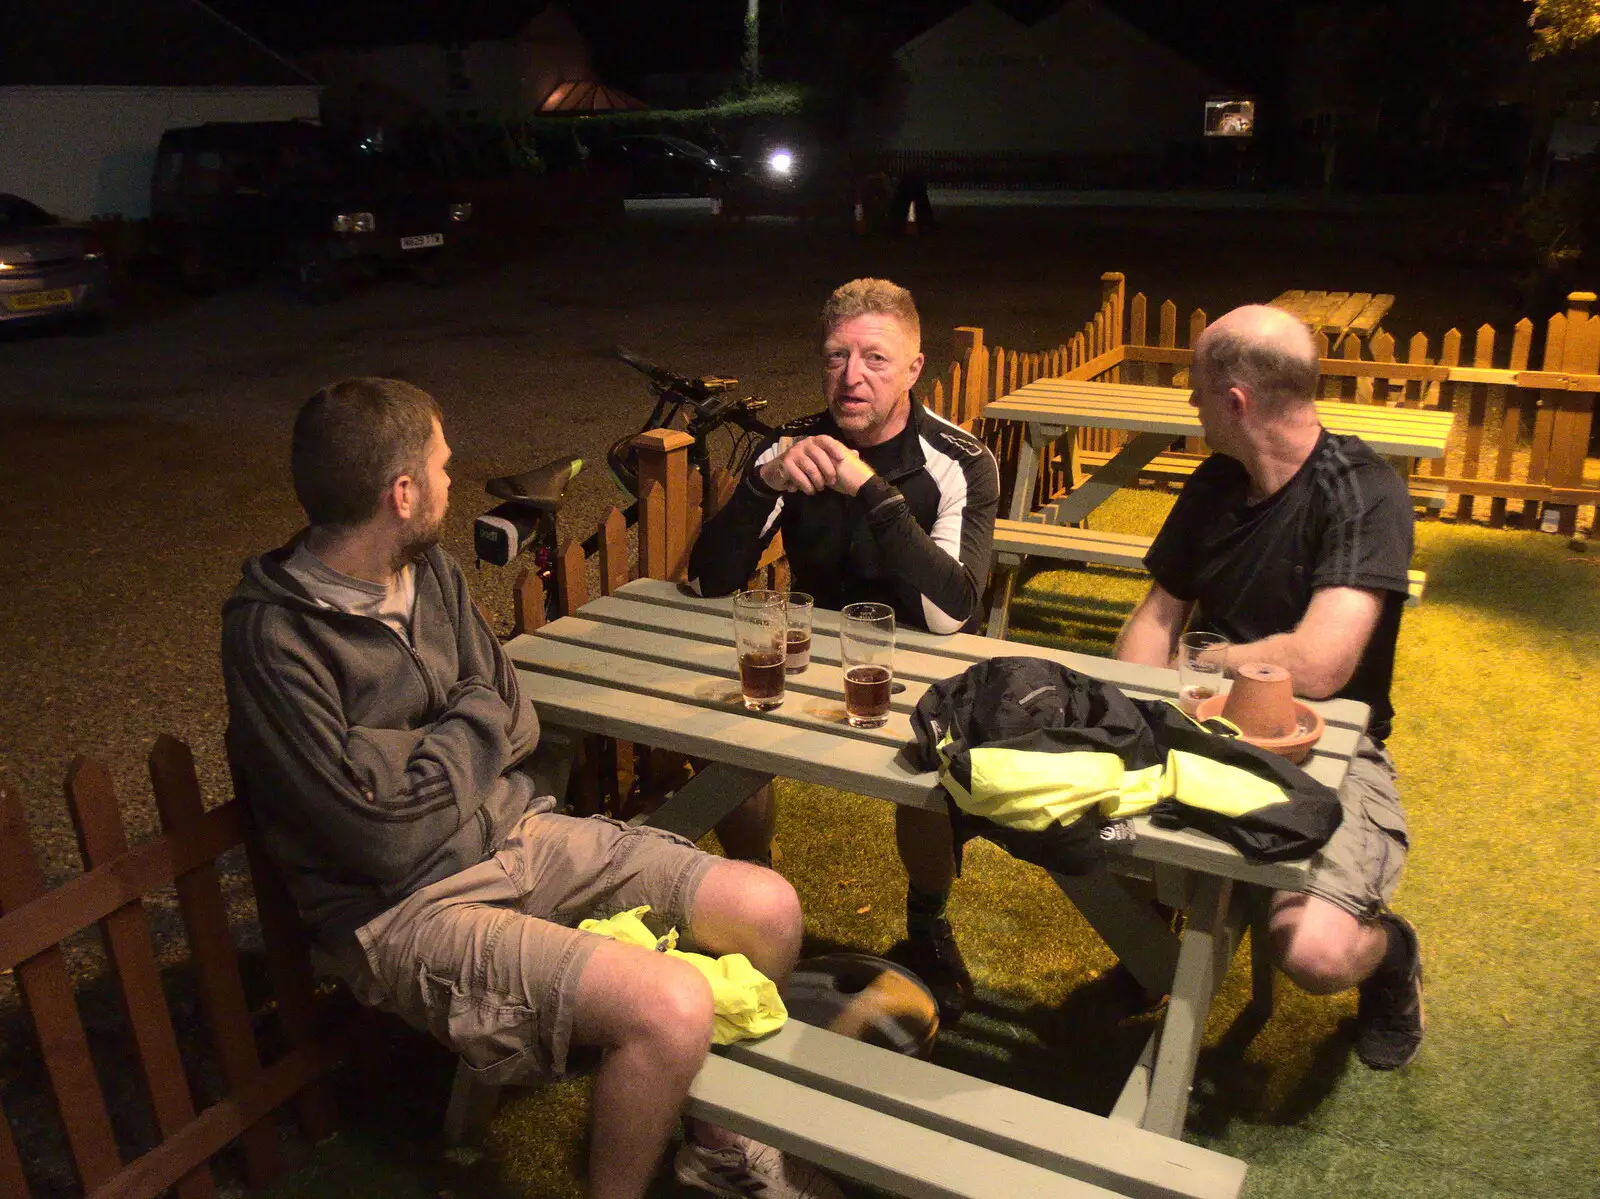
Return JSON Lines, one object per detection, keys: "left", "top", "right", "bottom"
{"left": 1144, "top": 431, "right": 1414, "bottom": 741}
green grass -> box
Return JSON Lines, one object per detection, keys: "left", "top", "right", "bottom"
{"left": 266, "top": 493, "right": 1600, "bottom": 1199}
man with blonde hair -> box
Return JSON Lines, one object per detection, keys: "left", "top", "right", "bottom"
{"left": 691, "top": 279, "right": 999, "bottom": 1017}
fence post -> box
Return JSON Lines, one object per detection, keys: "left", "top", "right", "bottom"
{"left": 1455, "top": 324, "right": 1496, "bottom": 523}
{"left": 952, "top": 326, "right": 984, "bottom": 423}
{"left": 1549, "top": 291, "right": 1599, "bottom": 535}
{"left": 149, "top": 736, "right": 283, "bottom": 1189}
{"left": 63, "top": 757, "right": 217, "bottom": 1199}
{"left": 1101, "top": 272, "right": 1125, "bottom": 382}
{"left": 1526, "top": 313, "right": 1568, "bottom": 528}
{"left": 556, "top": 539, "right": 588, "bottom": 615}
{"left": 0, "top": 782, "right": 123, "bottom": 1191}
{"left": 511, "top": 568, "right": 547, "bottom": 635}
{"left": 639, "top": 480, "right": 669, "bottom": 580}
{"left": 1490, "top": 319, "right": 1535, "bottom": 528}
{"left": 632, "top": 429, "right": 695, "bottom": 581}
{"left": 599, "top": 506, "right": 629, "bottom": 595}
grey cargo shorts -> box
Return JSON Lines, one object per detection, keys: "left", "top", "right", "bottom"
{"left": 1300, "top": 737, "right": 1410, "bottom": 921}
{"left": 337, "top": 809, "right": 718, "bottom": 1086}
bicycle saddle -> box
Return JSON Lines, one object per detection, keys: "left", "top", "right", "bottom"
{"left": 486, "top": 455, "right": 583, "bottom": 512}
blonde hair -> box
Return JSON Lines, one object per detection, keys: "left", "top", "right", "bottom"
{"left": 820, "top": 277, "right": 920, "bottom": 346}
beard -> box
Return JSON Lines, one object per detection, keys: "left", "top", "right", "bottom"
{"left": 393, "top": 480, "right": 444, "bottom": 569}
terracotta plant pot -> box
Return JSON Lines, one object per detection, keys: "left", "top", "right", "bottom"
{"left": 1220, "top": 662, "right": 1297, "bottom": 739}
{"left": 1194, "top": 661, "right": 1326, "bottom": 766}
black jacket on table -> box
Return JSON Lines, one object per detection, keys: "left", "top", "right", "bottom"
{"left": 907, "top": 657, "right": 1343, "bottom": 874}
{"left": 689, "top": 403, "right": 1000, "bottom": 634}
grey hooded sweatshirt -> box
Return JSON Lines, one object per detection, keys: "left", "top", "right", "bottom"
{"left": 221, "top": 539, "right": 543, "bottom": 944}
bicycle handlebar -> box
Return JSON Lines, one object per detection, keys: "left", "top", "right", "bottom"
{"left": 617, "top": 346, "right": 735, "bottom": 405}
{"left": 607, "top": 348, "right": 775, "bottom": 502}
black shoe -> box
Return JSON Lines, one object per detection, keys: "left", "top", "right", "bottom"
{"left": 896, "top": 918, "right": 973, "bottom": 1025}
{"left": 1355, "top": 912, "right": 1425, "bottom": 1070}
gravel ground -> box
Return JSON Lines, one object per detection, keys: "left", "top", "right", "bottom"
{"left": 0, "top": 202, "right": 1532, "bottom": 1191}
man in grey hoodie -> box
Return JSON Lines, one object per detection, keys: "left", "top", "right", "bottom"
{"left": 222, "top": 379, "right": 843, "bottom": 1199}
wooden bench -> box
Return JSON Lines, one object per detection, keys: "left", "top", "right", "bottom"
{"left": 1075, "top": 447, "right": 1449, "bottom": 511}
{"left": 993, "top": 519, "right": 1427, "bottom": 605}
{"left": 687, "top": 1020, "right": 1246, "bottom": 1199}
{"left": 1076, "top": 447, "right": 1203, "bottom": 486}
{"left": 444, "top": 1015, "right": 1246, "bottom": 1197}
{"left": 1267, "top": 290, "right": 1395, "bottom": 353}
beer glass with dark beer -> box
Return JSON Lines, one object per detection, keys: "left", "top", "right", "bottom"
{"left": 733, "top": 590, "right": 787, "bottom": 711}
{"left": 839, "top": 602, "right": 894, "bottom": 728}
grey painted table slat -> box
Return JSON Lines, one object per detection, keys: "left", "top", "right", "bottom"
{"left": 508, "top": 578, "right": 1372, "bottom": 1146}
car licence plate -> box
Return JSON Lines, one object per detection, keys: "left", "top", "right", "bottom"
{"left": 4, "top": 288, "right": 74, "bottom": 312}
{"left": 400, "top": 234, "right": 444, "bottom": 250}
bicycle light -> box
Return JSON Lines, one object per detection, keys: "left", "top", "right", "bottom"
{"left": 474, "top": 502, "right": 541, "bottom": 567}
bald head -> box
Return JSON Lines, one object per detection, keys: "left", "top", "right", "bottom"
{"left": 1193, "top": 304, "right": 1319, "bottom": 419}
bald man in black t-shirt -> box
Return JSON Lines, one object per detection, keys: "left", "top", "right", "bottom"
{"left": 1116, "top": 304, "right": 1425, "bottom": 1071}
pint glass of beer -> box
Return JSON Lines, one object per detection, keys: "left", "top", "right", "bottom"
{"left": 839, "top": 602, "right": 894, "bottom": 728}
{"left": 733, "top": 590, "right": 787, "bottom": 711}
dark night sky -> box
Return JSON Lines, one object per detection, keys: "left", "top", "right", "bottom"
{"left": 208, "top": 0, "right": 1308, "bottom": 94}
{"left": 205, "top": 0, "right": 1530, "bottom": 118}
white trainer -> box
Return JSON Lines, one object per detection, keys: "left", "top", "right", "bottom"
{"left": 674, "top": 1134, "right": 846, "bottom": 1198}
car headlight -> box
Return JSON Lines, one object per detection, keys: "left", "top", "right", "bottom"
{"left": 333, "top": 212, "right": 375, "bottom": 233}
{"left": 450, "top": 202, "right": 473, "bottom": 222}
{"left": 0, "top": 261, "right": 13, "bottom": 272}
{"left": 766, "top": 149, "right": 794, "bottom": 176}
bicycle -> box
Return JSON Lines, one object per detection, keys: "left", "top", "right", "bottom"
{"left": 472, "top": 348, "right": 775, "bottom": 628}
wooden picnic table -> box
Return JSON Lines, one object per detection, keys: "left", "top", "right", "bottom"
{"left": 1267, "top": 289, "right": 1394, "bottom": 353}
{"left": 979, "top": 378, "right": 1454, "bottom": 636}
{"left": 504, "top": 578, "right": 1374, "bottom": 1159}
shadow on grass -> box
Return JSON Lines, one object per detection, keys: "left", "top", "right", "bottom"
{"left": 1185, "top": 1005, "right": 1354, "bottom": 1137}
{"left": 1419, "top": 529, "right": 1600, "bottom": 635}
{"left": 1004, "top": 565, "right": 1143, "bottom": 657}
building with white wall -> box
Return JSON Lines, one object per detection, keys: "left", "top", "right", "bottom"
{"left": 890, "top": 0, "right": 1220, "bottom": 157}
{"left": 0, "top": 0, "right": 319, "bottom": 220}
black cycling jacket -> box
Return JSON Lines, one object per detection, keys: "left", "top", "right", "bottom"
{"left": 689, "top": 403, "right": 1000, "bottom": 633}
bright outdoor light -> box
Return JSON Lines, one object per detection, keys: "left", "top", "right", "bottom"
{"left": 766, "top": 149, "right": 794, "bottom": 175}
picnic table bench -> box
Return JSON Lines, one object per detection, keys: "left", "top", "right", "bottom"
{"left": 980, "top": 379, "right": 1454, "bottom": 637}
{"left": 1267, "top": 289, "right": 1394, "bottom": 354}
{"left": 466, "top": 579, "right": 1379, "bottom": 1197}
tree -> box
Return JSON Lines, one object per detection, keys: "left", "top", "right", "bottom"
{"left": 1528, "top": 0, "right": 1600, "bottom": 55}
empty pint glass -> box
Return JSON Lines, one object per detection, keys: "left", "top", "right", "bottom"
{"left": 840, "top": 602, "right": 895, "bottom": 728}
{"left": 733, "top": 590, "right": 787, "bottom": 712}
{"left": 1178, "top": 631, "right": 1230, "bottom": 716}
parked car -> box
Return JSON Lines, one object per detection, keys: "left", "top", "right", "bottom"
{"left": 151, "top": 121, "right": 475, "bottom": 299}
{"left": 586, "top": 134, "right": 735, "bottom": 198}
{"left": 0, "top": 194, "right": 110, "bottom": 329}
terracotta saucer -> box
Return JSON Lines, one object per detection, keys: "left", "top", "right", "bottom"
{"left": 1194, "top": 694, "right": 1325, "bottom": 765}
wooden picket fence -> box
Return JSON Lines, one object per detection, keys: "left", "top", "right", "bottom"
{"left": 0, "top": 740, "right": 345, "bottom": 1199}
{"left": 922, "top": 272, "right": 1600, "bottom": 535}
{"left": 0, "top": 430, "right": 793, "bottom": 1197}
{"left": 502, "top": 428, "right": 789, "bottom": 818}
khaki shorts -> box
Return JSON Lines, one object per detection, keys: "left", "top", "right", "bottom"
{"left": 341, "top": 810, "right": 718, "bottom": 1085}
{"left": 1300, "top": 737, "right": 1409, "bottom": 921}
